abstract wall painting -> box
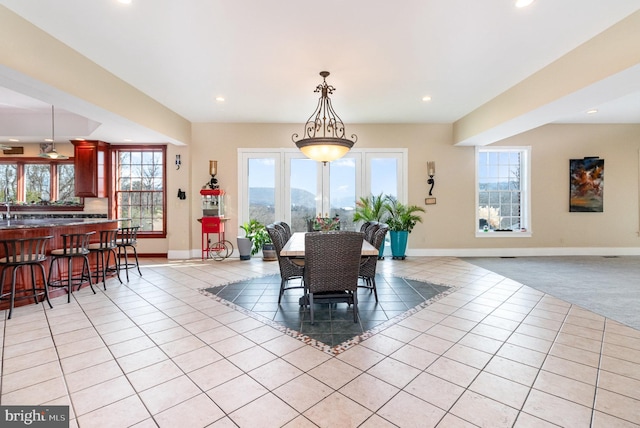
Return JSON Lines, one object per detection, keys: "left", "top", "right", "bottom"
{"left": 570, "top": 157, "right": 604, "bottom": 212}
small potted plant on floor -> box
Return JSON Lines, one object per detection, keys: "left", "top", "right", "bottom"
{"left": 252, "top": 226, "right": 277, "bottom": 261}
{"left": 383, "top": 196, "right": 425, "bottom": 260}
{"left": 239, "top": 219, "right": 277, "bottom": 261}
{"left": 238, "top": 219, "right": 262, "bottom": 260}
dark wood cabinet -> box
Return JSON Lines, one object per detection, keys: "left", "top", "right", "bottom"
{"left": 73, "top": 140, "right": 109, "bottom": 197}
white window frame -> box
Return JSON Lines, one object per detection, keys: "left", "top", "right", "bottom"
{"left": 238, "top": 148, "right": 407, "bottom": 227}
{"left": 238, "top": 149, "right": 284, "bottom": 223}
{"left": 475, "top": 146, "right": 532, "bottom": 238}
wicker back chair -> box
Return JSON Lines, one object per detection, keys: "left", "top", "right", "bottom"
{"left": 358, "top": 224, "right": 389, "bottom": 301}
{"left": 359, "top": 221, "right": 373, "bottom": 233}
{"left": 364, "top": 222, "right": 380, "bottom": 244}
{"left": 276, "top": 221, "right": 292, "bottom": 241}
{"left": 266, "top": 224, "right": 304, "bottom": 303}
{"left": 304, "top": 231, "right": 364, "bottom": 324}
{"left": 273, "top": 221, "right": 291, "bottom": 242}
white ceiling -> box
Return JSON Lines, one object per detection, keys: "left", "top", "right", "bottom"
{"left": 0, "top": 0, "right": 639, "bottom": 145}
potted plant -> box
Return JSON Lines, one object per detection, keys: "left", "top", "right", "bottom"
{"left": 353, "top": 193, "right": 388, "bottom": 224}
{"left": 239, "top": 220, "right": 277, "bottom": 261}
{"left": 383, "top": 196, "right": 425, "bottom": 260}
{"left": 252, "top": 227, "right": 277, "bottom": 261}
{"left": 353, "top": 193, "right": 389, "bottom": 258}
{"left": 238, "top": 219, "right": 262, "bottom": 260}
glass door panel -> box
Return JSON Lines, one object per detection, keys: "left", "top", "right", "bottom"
{"left": 329, "top": 157, "right": 357, "bottom": 231}
{"left": 370, "top": 157, "right": 399, "bottom": 198}
{"left": 289, "top": 157, "right": 319, "bottom": 232}
{"left": 248, "top": 158, "right": 276, "bottom": 226}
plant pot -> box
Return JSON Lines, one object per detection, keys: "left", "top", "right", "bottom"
{"left": 237, "top": 237, "right": 252, "bottom": 260}
{"left": 389, "top": 230, "right": 409, "bottom": 260}
{"left": 378, "top": 241, "right": 386, "bottom": 260}
{"left": 262, "top": 243, "right": 277, "bottom": 261}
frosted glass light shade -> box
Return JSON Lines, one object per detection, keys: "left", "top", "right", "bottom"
{"left": 296, "top": 138, "right": 353, "bottom": 163}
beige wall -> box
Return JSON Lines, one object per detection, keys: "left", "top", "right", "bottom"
{"left": 4, "top": 123, "right": 638, "bottom": 257}
{"left": 182, "top": 122, "right": 640, "bottom": 258}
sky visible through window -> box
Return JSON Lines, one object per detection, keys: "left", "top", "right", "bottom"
{"left": 248, "top": 157, "right": 398, "bottom": 206}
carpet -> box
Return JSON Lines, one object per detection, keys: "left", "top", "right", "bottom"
{"left": 463, "top": 256, "right": 640, "bottom": 330}
{"left": 202, "top": 274, "right": 451, "bottom": 355}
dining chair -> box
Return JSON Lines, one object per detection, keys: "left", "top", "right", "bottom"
{"left": 266, "top": 224, "right": 304, "bottom": 303}
{"left": 304, "top": 231, "right": 364, "bottom": 324}
{"left": 359, "top": 221, "right": 373, "bottom": 234}
{"left": 359, "top": 224, "right": 388, "bottom": 302}
{"left": 275, "top": 221, "right": 292, "bottom": 241}
{"left": 363, "top": 221, "right": 380, "bottom": 244}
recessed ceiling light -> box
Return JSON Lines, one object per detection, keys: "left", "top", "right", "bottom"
{"left": 587, "top": 109, "right": 598, "bottom": 114}
{"left": 215, "top": 96, "right": 225, "bottom": 102}
{"left": 515, "top": 0, "right": 535, "bottom": 8}
{"left": 123, "top": 139, "right": 133, "bottom": 142}
{"left": 422, "top": 96, "right": 432, "bottom": 102}
{"left": 44, "top": 138, "right": 53, "bottom": 142}
{"left": 8, "top": 139, "right": 19, "bottom": 142}
{"left": 118, "top": 0, "right": 132, "bottom": 4}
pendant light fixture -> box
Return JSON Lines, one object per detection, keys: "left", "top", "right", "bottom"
{"left": 39, "top": 105, "right": 68, "bottom": 160}
{"left": 292, "top": 71, "right": 357, "bottom": 164}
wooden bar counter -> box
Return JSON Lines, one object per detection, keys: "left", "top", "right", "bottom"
{"left": 0, "top": 218, "right": 120, "bottom": 311}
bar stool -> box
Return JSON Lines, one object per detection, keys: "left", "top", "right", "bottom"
{"left": 0, "top": 236, "right": 53, "bottom": 319}
{"left": 48, "top": 231, "right": 96, "bottom": 303}
{"left": 117, "top": 226, "right": 142, "bottom": 282}
{"left": 88, "top": 229, "right": 122, "bottom": 290}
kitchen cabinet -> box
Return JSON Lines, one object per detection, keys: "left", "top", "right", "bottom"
{"left": 73, "top": 140, "right": 109, "bottom": 197}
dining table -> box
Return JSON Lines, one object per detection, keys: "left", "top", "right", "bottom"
{"left": 280, "top": 232, "right": 379, "bottom": 257}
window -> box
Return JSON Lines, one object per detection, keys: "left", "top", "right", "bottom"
{"left": 0, "top": 160, "right": 79, "bottom": 209}
{"left": 248, "top": 157, "right": 277, "bottom": 226}
{"left": 113, "top": 146, "right": 166, "bottom": 236}
{"left": 476, "top": 146, "right": 531, "bottom": 236}
{"left": 240, "top": 149, "right": 407, "bottom": 233}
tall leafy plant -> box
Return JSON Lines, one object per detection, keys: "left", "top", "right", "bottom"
{"left": 383, "top": 196, "right": 425, "bottom": 233}
{"left": 353, "top": 193, "right": 389, "bottom": 223}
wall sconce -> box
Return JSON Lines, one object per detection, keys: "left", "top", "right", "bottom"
{"left": 207, "top": 160, "right": 219, "bottom": 190}
{"left": 427, "top": 161, "right": 435, "bottom": 196}
{"left": 175, "top": 154, "right": 181, "bottom": 170}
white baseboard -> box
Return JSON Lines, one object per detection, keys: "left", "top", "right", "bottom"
{"left": 407, "top": 247, "right": 640, "bottom": 257}
{"left": 168, "top": 249, "right": 193, "bottom": 259}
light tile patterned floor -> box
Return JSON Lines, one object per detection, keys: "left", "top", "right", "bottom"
{"left": 1, "top": 256, "right": 640, "bottom": 427}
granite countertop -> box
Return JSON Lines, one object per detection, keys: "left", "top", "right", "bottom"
{"left": 0, "top": 218, "right": 119, "bottom": 230}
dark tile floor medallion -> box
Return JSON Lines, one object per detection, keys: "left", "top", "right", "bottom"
{"left": 202, "top": 274, "right": 451, "bottom": 354}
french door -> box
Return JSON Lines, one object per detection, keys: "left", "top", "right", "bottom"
{"left": 239, "top": 149, "right": 406, "bottom": 233}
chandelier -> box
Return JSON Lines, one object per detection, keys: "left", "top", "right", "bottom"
{"left": 292, "top": 71, "right": 357, "bottom": 164}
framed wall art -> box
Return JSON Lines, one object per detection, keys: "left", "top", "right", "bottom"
{"left": 569, "top": 157, "right": 604, "bottom": 212}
